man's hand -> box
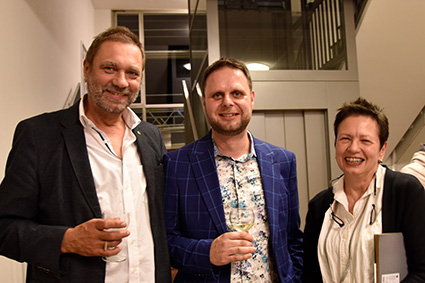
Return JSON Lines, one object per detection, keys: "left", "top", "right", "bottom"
{"left": 209, "top": 232, "right": 256, "bottom": 266}
{"left": 60, "top": 218, "right": 130, "bottom": 257}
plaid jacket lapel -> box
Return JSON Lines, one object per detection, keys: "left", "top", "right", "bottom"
{"left": 188, "top": 136, "right": 228, "bottom": 235}
{"left": 255, "top": 140, "right": 280, "bottom": 240}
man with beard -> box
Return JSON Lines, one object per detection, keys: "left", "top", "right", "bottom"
{"left": 163, "top": 58, "right": 303, "bottom": 282}
{"left": 0, "top": 27, "right": 171, "bottom": 283}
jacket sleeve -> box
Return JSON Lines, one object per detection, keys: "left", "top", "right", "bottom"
{"left": 163, "top": 152, "right": 223, "bottom": 280}
{"left": 301, "top": 189, "right": 330, "bottom": 283}
{"left": 285, "top": 154, "right": 304, "bottom": 281}
{"left": 383, "top": 171, "right": 425, "bottom": 283}
{"left": 0, "top": 120, "right": 68, "bottom": 277}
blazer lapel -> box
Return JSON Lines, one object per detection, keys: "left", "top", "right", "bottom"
{"left": 133, "top": 124, "right": 158, "bottom": 203}
{"left": 61, "top": 103, "right": 102, "bottom": 218}
{"left": 255, "top": 140, "right": 280, "bottom": 240}
{"left": 189, "top": 135, "right": 228, "bottom": 234}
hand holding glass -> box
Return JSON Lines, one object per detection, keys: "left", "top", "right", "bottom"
{"left": 102, "top": 210, "right": 130, "bottom": 263}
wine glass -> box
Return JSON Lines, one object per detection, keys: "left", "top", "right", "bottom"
{"left": 228, "top": 202, "right": 255, "bottom": 282}
{"left": 102, "top": 210, "right": 130, "bottom": 263}
{"left": 229, "top": 206, "right": 255, "bottom": 232}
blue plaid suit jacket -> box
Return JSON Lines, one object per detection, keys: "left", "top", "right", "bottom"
{"left": 164, "top": 131, "right": 303, "bottom": 282}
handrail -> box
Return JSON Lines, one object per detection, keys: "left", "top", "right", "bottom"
{"left": 302, "top": 0, "right": 347, "bottom": 70}
{"left": 182, "top": 80, "right": 198, "bottom": 140}
{"left": 353, "top": 0, "right": 369, "bottom": 28}
{"left": 63, "top": 82, "right": 80, "bottom": 109}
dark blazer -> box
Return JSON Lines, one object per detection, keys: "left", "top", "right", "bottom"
{"left": 302, "top": 168, "right": 425, "bottom": 283}
{"left": 0, "top": 102, "right": 171, "bottom": 283}
{"left": 164, "top": 131, "right": 303, "bottom": 282}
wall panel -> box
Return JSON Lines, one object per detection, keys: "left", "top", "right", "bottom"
{"left": 264, "top": 112, "right": 286, "bottom": 149}
{"left": 250, "top": 110, "right": 330, "bottom": 229}
{"left": 304, "top": 111, "right": 330, "bottom": 199}
{"left": 284, "top": 111, "right": 309, "bottom": 229}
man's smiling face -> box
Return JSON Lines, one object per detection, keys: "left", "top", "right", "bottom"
{"left": 84, "top": 40, "right": 143, "bottom": 115}
{"left": 202, "top": 66, "right": 255, "bottom": 136}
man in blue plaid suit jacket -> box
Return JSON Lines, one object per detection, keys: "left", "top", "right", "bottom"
{"left": 164, "top": 58, "right": 303, "bottom": 282}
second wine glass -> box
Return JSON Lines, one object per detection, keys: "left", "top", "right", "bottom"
{"left": 102, "top": 210, "right": 130, "bottom": 263}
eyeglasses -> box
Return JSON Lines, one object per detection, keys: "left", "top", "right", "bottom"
{"left": 369, "top": 204, "right": 376, "bottom": 225}
{"left": 331, "top": 203, "right": 376, "bottom": 227}
{"left": 330, "top": 175, "right": 377, "bottom": 227}
{"left": 330, "top": 204, "right": 344, "bottom": 227}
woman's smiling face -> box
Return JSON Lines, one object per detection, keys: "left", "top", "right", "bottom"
{"left": 335, "top": 115, "right": 387, "bottom": 180}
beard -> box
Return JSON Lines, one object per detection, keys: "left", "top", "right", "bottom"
{"left": 86, "top": 74, "right": 139, "bottom": 114}
{"left": 206, "top": 113, "right": 251, "bottom": 136}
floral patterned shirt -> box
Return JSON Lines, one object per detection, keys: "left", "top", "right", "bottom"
{"left": 213, "top": 135, "right": 279, "bottom": 282}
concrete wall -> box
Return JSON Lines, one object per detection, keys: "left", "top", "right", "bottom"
{"left": 356, "top": 0, "right": 425, "bottom": 161}
{"left": 0, "top": 0, "right": 97, "bottom": 173}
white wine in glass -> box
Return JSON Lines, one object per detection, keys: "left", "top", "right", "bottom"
{"left": 229, "top": 204, "right": 255, "bottom": 282}
{"left": 229, "top": 207, "right": 255, "bottom": 232}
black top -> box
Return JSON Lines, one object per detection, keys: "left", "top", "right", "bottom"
{"left": 302, "top": 168, "right": 425, "bottom": 283}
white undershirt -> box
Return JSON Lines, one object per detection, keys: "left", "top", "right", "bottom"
{"left": 79, "top": 97, "right": 155, "bottom": 283}
{"left": 318, "top": 165, "right": 385, "bottom": 283}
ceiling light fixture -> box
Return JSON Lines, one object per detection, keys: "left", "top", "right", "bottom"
{"left": 246, "top": 63, "right": 270, "bottom": 71}
{"left": 183, "top": 63, "right": 191, "bottom": 71}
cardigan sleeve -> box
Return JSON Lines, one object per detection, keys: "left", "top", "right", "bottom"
{"left": 301, "top": 189, "right": 331, "bottom": 283}
{"left": 382, "top": 169, "right": 425, "bottom": 282}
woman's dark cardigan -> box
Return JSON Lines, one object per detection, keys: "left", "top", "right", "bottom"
{"left": 301, "top": 168, "right": 425, "bottom": 283}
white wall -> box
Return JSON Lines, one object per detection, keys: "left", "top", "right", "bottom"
{"left": 356, "top": 0, "right": 425, "bottom": 160}
{"left": 0, "top": 0, "right": 96, "bottom": 281}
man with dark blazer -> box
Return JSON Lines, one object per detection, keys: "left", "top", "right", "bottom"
{"left": 0, "top": 27, "right": 171, "bottom": 283}
{"left": 164, "top": 58, "right": 303, "bottom": 282}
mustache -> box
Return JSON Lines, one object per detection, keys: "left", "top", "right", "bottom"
{"left": 102, "top": 86, "right": 131, "bottom": 96}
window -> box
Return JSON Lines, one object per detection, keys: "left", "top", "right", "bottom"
{"left": 114, "top": 12, "right": 191, "bottom": 149}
